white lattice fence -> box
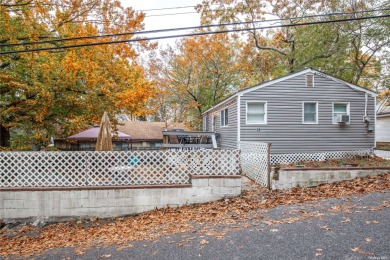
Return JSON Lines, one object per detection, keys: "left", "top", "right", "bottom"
{"left": 239, "top": 142, "right": 269, "bottom": 186}
{"left": 374, "top": 150, "right": 390, "bottom": 160}
{"left": 270, "top": 149, "right": 372, "bottom": 165}
{"left": 0, "top": 150, "right": 240, "bottom": 188}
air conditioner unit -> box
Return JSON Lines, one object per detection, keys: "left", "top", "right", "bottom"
{"left": 335, "top": 115, "right": 350, "bottom": 123}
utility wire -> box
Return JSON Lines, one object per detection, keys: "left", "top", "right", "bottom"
{"left": 138, "top": 5, "right": 197, "bottom": 12}
{"left": 1, "top": 8, "right": 388, "bottom": 48}
{"left": 146, "top": 11, "right": 199, "bottom": 17}
{"left": 1, "top": 2, "right": 219, "bottom": 15}
{"left": 137, "top": 2, "right": 246, "bottom": 12}
{"left": 1, "top": 14, "right": 389, "bottom": 55}
{"left": 1, "top": 2, "right": 223, "bottom": 12}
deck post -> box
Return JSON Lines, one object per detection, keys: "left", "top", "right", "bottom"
{"left": 267, "top": 143, "right": 271, "bottom": 190}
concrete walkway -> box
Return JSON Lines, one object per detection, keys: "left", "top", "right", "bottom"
{"left": 28, "top": 189, "right": 390, "bottom": 260}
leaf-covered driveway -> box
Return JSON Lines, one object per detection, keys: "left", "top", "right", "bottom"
{"left": 1, "top": 173, "right": 389, "bottom": 259}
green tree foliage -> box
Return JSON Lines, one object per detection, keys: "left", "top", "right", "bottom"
{"left": 196, "top": 0, "right": 389, "bottom": 86}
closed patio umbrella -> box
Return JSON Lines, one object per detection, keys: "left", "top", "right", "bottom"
{"left": 95, "top": 111, "right": 113, "bottom": 151}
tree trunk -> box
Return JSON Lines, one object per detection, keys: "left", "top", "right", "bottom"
{"left": 0, "top": 124, "right": 10, "bottom": 147}
{"left": 288, "top": 41, "right": 295, "bottom": 73}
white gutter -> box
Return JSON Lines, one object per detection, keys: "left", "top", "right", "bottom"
{"left": 315, "top": 71, "right": 377, "bottom": 97}
{"left": 202, "top": 94, "right": 237, "bottom": 115}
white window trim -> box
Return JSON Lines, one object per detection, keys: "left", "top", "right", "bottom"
{"left": 302, "top": 101, "right": 318, "bottom": 124}
{"left": 246, "top": 101, "right": 267, "bottom": 125}
{"left": 306, "top": 74, "right": 315, "bottom": 87}
{"left": 332, "top": 102, "right": 350, "bottom": 124}
{"left": 220, "top": 108, "right": 228, "bottom": 127}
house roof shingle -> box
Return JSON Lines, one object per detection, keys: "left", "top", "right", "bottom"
{"left": 116, "top": 121, "right": 189, "bottom": 141}
{"left": 67, "top": 126, "right": 131, "bottom": 140}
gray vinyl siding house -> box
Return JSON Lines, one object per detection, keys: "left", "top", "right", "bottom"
{"left": 202, "top": 68, "right": 377, "bottom": 154}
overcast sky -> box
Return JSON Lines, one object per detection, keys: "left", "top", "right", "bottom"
{"left": 121, "top": 0, "right": 203, "bottom": 46}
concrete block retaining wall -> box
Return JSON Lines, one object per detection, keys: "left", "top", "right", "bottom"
{"left": 0, "top": 175, "right": 241, "bottom": 222}
{"left": 271, "top": 167, "right": 390, "bottom": 190}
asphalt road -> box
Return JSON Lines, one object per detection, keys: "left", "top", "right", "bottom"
{"left": 23, "top": 190, "right": 390, "bottom": 260}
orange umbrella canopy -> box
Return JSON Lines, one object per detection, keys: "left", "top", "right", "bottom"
{"left": 95, "top": 111, "right": 113, "bottom": 151}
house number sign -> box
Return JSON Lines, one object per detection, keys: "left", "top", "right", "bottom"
{"left": 256, "top": 128, "right": 261, "bottom": 132}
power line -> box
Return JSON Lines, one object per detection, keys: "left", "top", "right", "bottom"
{"left": 1, "top": 2, "right": 212, "bottom": 17}
{"left": 1, "top": 2, "right": 223, "bottom": 13}
{"left": 1, "top": 8, "right": 388, "bottom": 48}
{"left": 138, "top": 5, "right": 196, "bottom": 12}
{"left": 146, "top": 11, "right": 199, "bottom": 17}
{"left": 1, "top": 14, "right": 389, "bottom": 55}
{"left": 137, "top": 2, "right": 246, "bottom": 12}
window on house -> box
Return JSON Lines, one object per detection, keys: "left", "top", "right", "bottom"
{"left": 333, "top": 103, "right": 349, "bottom": 123}
{"left": 246, "top": 102, "right": 267, "bottom": 124}
{"left": 303, "top": 102, "right": 318, "bottom": 124}
{"left": 306, "top": 74, "right": 314, "bottom": 87}
{"left": 204, "top": 116, "right": 209, "bottom": 131}
{"left": 220, "top": 108, "right": 228, "bottom": 127}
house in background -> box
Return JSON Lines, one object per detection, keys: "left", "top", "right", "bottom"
{"left": 55, "top": 121, "right": 189, "bottom": 151}
{"left": 54, "top": 125, "right": 131, "bottom": 151}
{"left": 202, "top": 68, "right": 377, "bottom": 154}
{"left": 116, "top": 121, "right": 189, "bottom": 150}
{"left": 376, "top": 107, "right": 390, "bottom": 146}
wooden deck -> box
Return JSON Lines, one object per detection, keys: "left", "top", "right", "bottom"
{"left": 162, "top": 131, "right": 218, "bottom": 149}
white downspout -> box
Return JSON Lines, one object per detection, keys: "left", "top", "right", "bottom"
{"left": 364, "top": 93, "right": 368, "bottom": 119}
{"left": 363, "top": 93, "right": 371, "bottom": 123}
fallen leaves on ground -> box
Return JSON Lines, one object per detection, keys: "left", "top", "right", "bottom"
{"left": 315, "top": 248, "right": 323, "bottom": 257}
{"left": 199, "top": 239, "right": 209, "bottom": 245}
{"left": 319, "top": 225, "right": 332, "bottom": 230}
{"left": 0, "top": 173, "right": 389, "bottom": 257}
{"left": 116, "top": 244, "right": 133, "bottom": 251}
{"left": 351, "top": 247, "right": 373, "bottom": 255}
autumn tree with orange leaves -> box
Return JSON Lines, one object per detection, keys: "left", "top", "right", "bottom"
{"left": 0, "top": 0, "right": 156, "bottom": 149}
{"left": 148, "top": 32, "right": 243, "bottom": 129}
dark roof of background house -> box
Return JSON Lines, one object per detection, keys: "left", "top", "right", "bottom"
{"left": 67, "top": 126, "right": 131, "bottom": 140}
{"left": 117, "top": 121, "right": 189, "bottom": 141}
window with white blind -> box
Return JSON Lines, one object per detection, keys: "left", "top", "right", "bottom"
{"left": 246, "top": 102, "right": 267, "bottom": 124}
{"left": 303, "top": 102, "right": 318, "bottom": 124}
